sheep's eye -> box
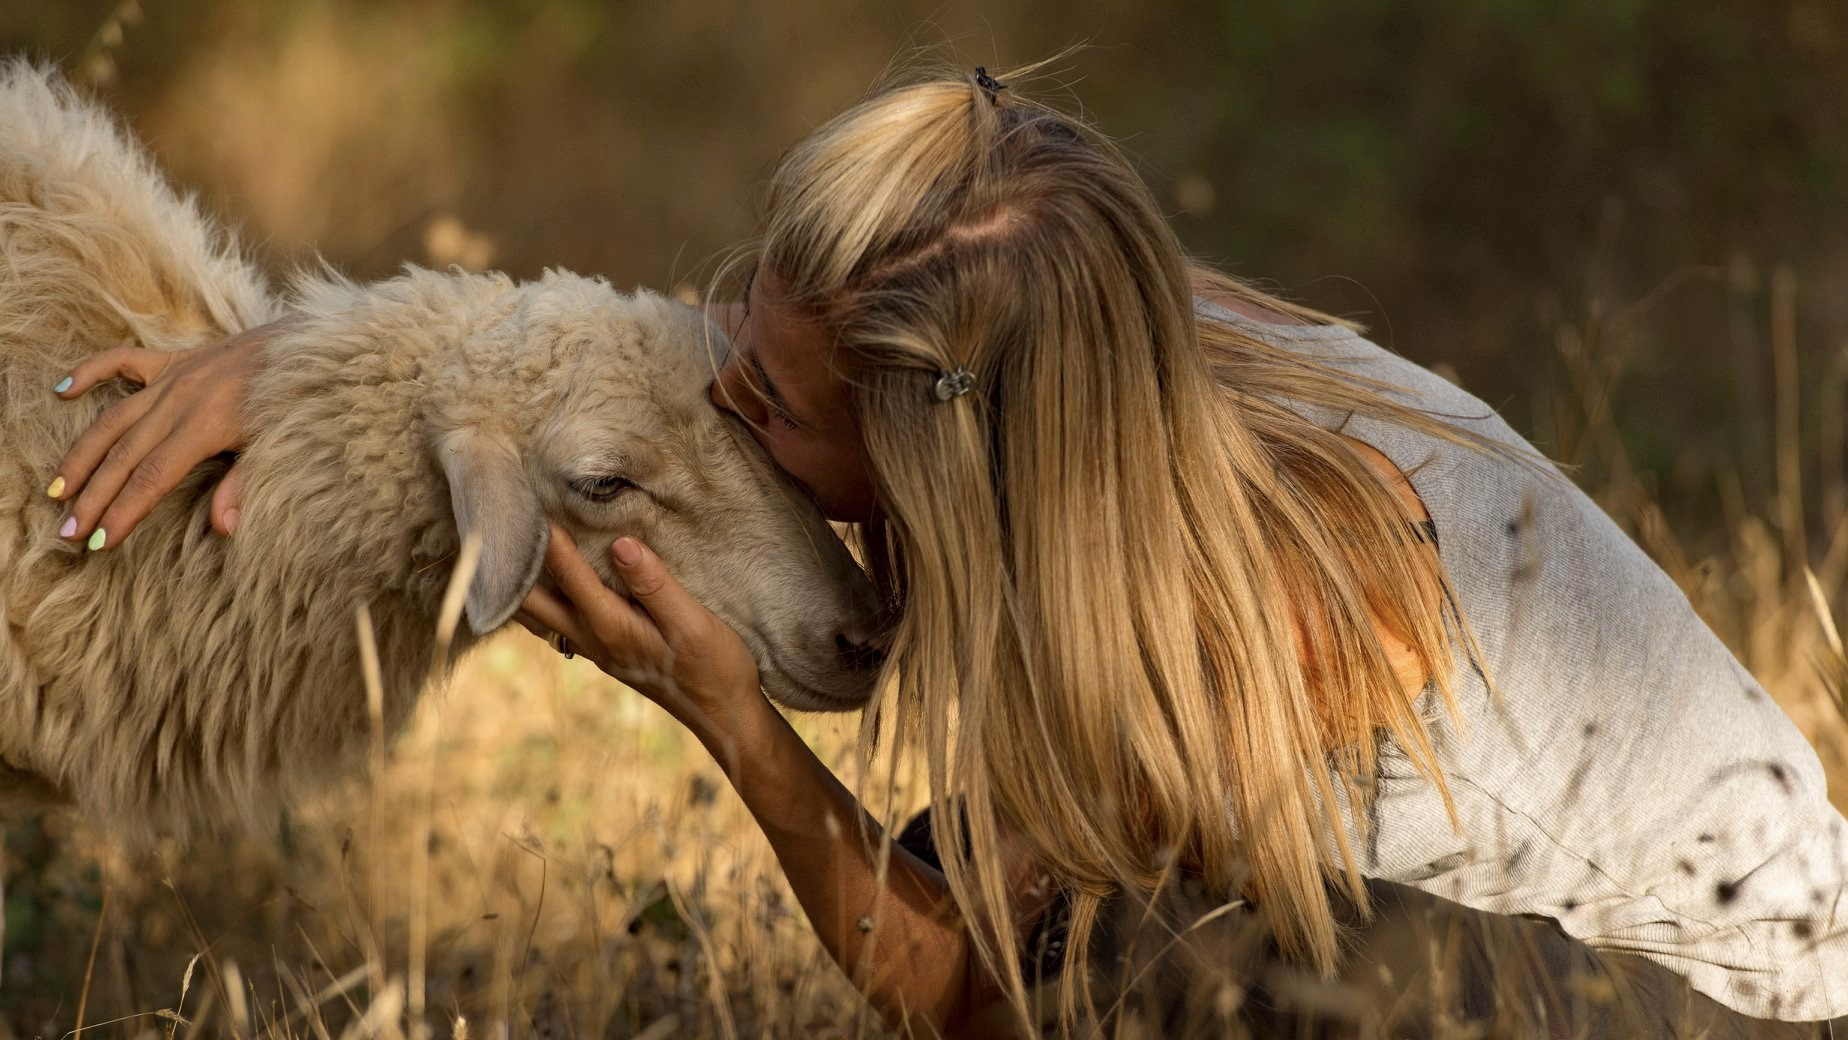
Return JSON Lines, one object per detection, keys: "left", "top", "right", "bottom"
{"left": 570, "top": 475, "right": 635, "bottom": 502}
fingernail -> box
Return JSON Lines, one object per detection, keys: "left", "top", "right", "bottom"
{"left": 53, "top": 376, "right": 72, "bottom": 394}
{"left": 46, "top": 475, "right": 65, "bottom": 498}
{"left": 59, "top": 516, "right": 77, "bottom": 539}
{"left": 613, "top": 537, "right": 642, "bottom": 566}
{"left": 87, "top": 527, "right": 107, "bottom": 551}
{"left": 223, "top": 508, "right": 240, "bottom": 535}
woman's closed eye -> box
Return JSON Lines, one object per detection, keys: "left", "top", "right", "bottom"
{"left": 767, "top": 401, "right": 802, "bottom": 431}
{"left": 743, "top": 350, "right": 808, "bottom": 433}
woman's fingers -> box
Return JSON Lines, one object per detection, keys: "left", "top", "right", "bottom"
{"left": 516, "top": 584, "right": 598, "bottom": 650}
{"left": 609, "top": 536, "right": 710, "bottom": 647}
{"left": 50, "top": 391, "right": 170, "bottom": 547}
{"left": 541, "top": 524, "right": 614, "bottom": 606}
{"left": 511, "top": 607, "right": 551, "bottom": 640}
{"left": 604, "top": 536, "right": 760, "bottom": 714}
{"left": 51, "top": 382, "right": 161, "bottom": 497}
{"left": 50, "top": 327, "right": 271, "bottom": 549}
{"left": 54, "top": 340, "right": 173, "bottom": 399}
{"left": 49, "top": 343, "right": 195, "bottom": 545}
{"left": 523, "top": 553, "right": 684, "bottom": 697}
{"left": 528, "top": 527, "right": 761, "bottom": 724}
{"left": 57, "top": 386, "right": 240, "bottom": 550}
{"left": 537, "top": 526, "right": 670, "bottom": 660}
{"left": 68, "top": 410, "right": 195, "bottom": 550}
{"left": 539, "top": 525, "right": 700, "bottom": 642}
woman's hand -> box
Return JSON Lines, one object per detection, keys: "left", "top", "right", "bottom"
{"left": 522, "top": 525, "right": 985, "bottom": 1034}
{"left": 519, "top": 525, "right": 766, "bottom": 736}
{"left": 49, "top": 323, "right": 278, "bottom": 548}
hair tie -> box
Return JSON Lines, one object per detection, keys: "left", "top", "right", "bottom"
{"left": 973, "top": 66, "right": 1006, "bottom": 104}
{"left": 933, "top": 365, "right": 975, "bottom": 401}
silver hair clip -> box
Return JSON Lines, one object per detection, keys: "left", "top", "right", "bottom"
{"left": 933, "top": 365, "right": 975, "bottom": 401}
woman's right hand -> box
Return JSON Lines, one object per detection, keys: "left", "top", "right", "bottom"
{"left": 49, "top": 321, "right": 278, "bottom": 549}
{"left": 518, "top": 526, "right": 768, "bottom": 742}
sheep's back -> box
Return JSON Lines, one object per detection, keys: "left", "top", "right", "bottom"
{"left": 2, "top": 63, "right": 527, "bottom": 839}
{"left": 0, "top": 61, "right": 283, "bottom": 833}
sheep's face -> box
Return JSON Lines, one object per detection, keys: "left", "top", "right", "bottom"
{"left": 436, "top": 280, "right": 883, "bottom": 712}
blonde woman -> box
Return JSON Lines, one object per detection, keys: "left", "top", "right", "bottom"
{"left": 47, "top": 62, "right": 1848, "bottom": 1037}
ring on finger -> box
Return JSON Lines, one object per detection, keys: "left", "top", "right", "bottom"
{"left": 547, "top": 631, "right": 575, "bottom": 660}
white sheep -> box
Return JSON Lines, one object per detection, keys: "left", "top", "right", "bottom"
{"left": 0, "top": 60, "right": 881, "bottom": 843}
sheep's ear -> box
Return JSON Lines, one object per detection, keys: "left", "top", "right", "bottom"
{"left": 436, "top": 429, "right": 549, "bottom": 635}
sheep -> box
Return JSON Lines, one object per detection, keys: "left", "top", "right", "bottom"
{"left": 0, "top": 60, "right": 883, "bottom": 843}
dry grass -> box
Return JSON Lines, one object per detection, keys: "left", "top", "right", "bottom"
{"left": 3, "top": 631, "right": 910, "bottom": 1039}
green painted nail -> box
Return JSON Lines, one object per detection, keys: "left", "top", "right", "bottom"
{"left": 87, "top": 527, "right": 106, "bottom": 551}
{"left": 53, "top": 375, "right": 73, "bottom": 394}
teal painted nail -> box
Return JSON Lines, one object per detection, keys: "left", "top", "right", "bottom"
{"left": 53, "top": 376, "right": 73, "bottom": 394}
{"left": 87, "top": 527, "right": 106, "bottom": 551}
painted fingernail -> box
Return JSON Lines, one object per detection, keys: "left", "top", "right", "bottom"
{"left": 222, "top": 508, "right": 240, "bottom": 536}
{"left": 46, "top": 475, "right": 65, "bottom": 498}
{"left": 53, "top": 376, "right": 73, "bottom": 394}
{"left": 87, "top": 527, "right": 107, "bottom": 551}
{"left": 59, "top": 516, "right": 77, "bottom": 539}
{"left": 613, "top": 537, "right": 642, "bottom": 565}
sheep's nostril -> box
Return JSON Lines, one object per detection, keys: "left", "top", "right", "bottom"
{"left": 835, "top": 628, "right": 885, "bottom": 672}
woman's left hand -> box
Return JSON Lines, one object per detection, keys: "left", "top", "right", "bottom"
{"left": 518, "top": 524, "right": 765, "bottom": 730}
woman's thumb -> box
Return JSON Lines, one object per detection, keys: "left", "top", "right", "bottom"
{"left": 612, "top": 537, "right": 697, "bottom": 631}
{"left": 612, "top": 537, "right": 661, "bottom": 593}
{"left": 211, "top": 460, "right": 248, "bottom": 536}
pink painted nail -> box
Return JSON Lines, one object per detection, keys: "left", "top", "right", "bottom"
{"left": 59, "top": 516, "right": 78, "bottom": 539}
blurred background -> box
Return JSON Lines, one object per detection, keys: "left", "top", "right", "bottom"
{"left": 5, "top": 0, "right": 1844, "bottom": 534}
{"left": 1, "top": 2, "right": 1844, "bottom": 1036}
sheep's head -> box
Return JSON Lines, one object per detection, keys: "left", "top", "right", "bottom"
{"left": 429, "top": 274, "right": 884, "bottom": 712}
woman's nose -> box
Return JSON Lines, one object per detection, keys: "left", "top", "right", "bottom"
{"left": 711, "top": 361, "right": 773, "bottom": 448}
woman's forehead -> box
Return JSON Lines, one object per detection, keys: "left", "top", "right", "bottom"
{"left": 748, "top": 269, "right": 849, "bottom": 422}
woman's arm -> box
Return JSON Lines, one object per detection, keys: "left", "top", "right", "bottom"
{"left": 520, "top": 528, "right": 1017, "bottom": 1035}
{"left": 702, "top": 690, "right": 983, "bottom": 1029}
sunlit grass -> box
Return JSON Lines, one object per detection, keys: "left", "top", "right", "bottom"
{"left": 3, "top": 631, "right": 902, "bottom": 1039}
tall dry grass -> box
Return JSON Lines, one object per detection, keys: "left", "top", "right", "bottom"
{"left": 3, "top": 614, "right": 908, "bottom": 1038}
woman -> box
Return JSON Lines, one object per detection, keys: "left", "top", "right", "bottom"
{"left": 45, "top": 62, "right": 1848, "bottom": 1037}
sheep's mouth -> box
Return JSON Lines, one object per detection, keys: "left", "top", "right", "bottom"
{"left": 755, "top": 646, "right": 878, "bottom": 713}
{"left": 717, "top": 611, "right": 875, "bottom": 713}
{"left": 761, "top": 671, "right": 875, "bottom": 713}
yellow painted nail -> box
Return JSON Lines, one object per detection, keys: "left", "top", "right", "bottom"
{"left": 87, "top": 527, "right": 106, "bottom": 551}
{"left": 46, "top": 475, "right": 65, "bottom": 498}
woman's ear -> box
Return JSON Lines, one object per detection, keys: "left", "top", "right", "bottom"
{"left": 436, "top": 427, "right": 549, "bottom": 633}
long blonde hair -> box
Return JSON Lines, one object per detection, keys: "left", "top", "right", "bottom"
{"left": 754, "top": 59, "right": 1481, "bottom": 1028}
